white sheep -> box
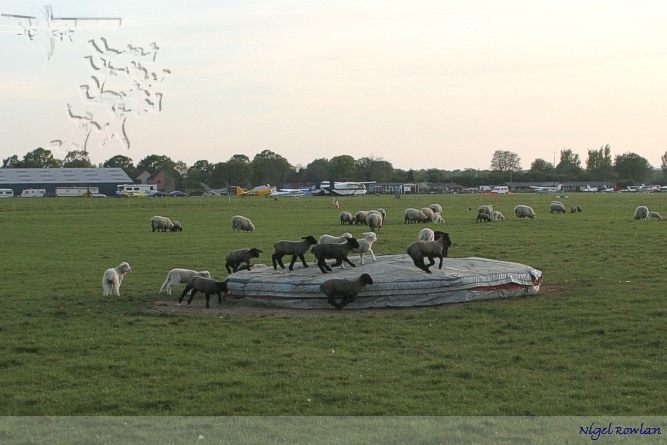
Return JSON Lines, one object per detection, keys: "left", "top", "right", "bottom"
{"left": 231, "top": 215, "right": 255, "bottom": 232}
{"left": 429, "top": 204, "right": 443, "bottom": 214}
{"left": 151, "top": 216, "right": 174, "bottom": 232}
{"left": 478, "top": 205, "right": 494, "bottom": 217}
{"left": 375, "top": 208, "right": 387, "bottom": 221}
{"left": 492, "top": 210, "right": 505, "bottom": 221}
{"left": 406, "top": 231, "right": 452, "bottom": 274}
{"left": 433, "top": 212, "right": 445, "bottom": 224}
{"left": 420, "top": 207, "right": 435, "bottom": 223}
{"left": 171, "top": 221, "right": 184, "bottom": 232}
{"left": 339, "top": 211, "right": 354, "bottom": 225}
{"left": 350, "top": 232, "right": 378, "bottom": 264}
{"left": 649, "top": 211, "right": 663, "bottom": 221}
{"left": 354, "top": 211, "right": 369, "bottom": 225}
{"left": 418, "top": 228, "right": 435, "bottom": 241}
{"left": 366, "top": 212, "right": 383, "bottom": 232}
{"left": 320, "top": 273, "right": 374, "bottom": 310}
{"left": 102, "top": 262, "right": 132, "bottom": 296}
{"left": 514, "top": 205, "right": 536, "bottom": 220}
{"left": 404, "top": 208, "right": 426, "bottom": 224}
{"left": 273, "top": 235, "right": 319, "bottom": 270}
{"left": 225, "top": 248, "right": 263, "bottom": 273}
{"left": 634, "top": 206, "right": 649, "bottom": 221}
{"left": 319, "top": 233, "right": 353, "bottom": 245}
{"left": 159, "top": 268, "right": 211, "bottom": 295}
{"left": 550, "top": 201, "right": 566, "bottom": 214}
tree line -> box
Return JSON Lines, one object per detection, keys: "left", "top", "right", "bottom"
{"left": 2, "top": 145, "right": 664, "bottom": 193}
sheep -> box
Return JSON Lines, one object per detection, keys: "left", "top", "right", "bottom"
{"left": 571, "top": 206, "right": 577, "bottom": 213}
{"left": 634, "top": 206, "right": 649, "bottom": 221}
{"left": 366, "top": 212, "right": 383, "bottom": 232}
{"left": 649, "top": 211, "right": 663, "bottom": 221}
{"left": 433, "top": 212, "right": 445, "bottom": 224}
{"left": 429, "top": 204, "right": 443, "bottom": 214}
{"left": 478, "top": 205, "right": 494, "bottom": 217}
{"left": 577, "top": 205, "right": 582, "bottom": 213}
{"left": 272, "top": 235, "right": 318, "bottom": 271}
{"left": 550, "top": 201, "right": 566, "bottom": 214}
{"left": 170, "top": 221, "right": 183, "bottom": 232}
{"left": 339, "top": 211, "right": 354, "bottom": 225}
{"left": 418, "top": 228, "right": 435, "bottom": 241}
{"left": 514, "top": 205, "right": 536, "bottom": 220}
{"left": 102, "top": 262, "right": 132, "bottom": 296}
{"left": 404, "top": 208, "right": 426, "bottom": 224}
{"left": 159, "top": 268, "right": 211, "bottom": 295}
{"left": 225, "top": 248, "right": 263, "bottom": 274}
{"left": 178, "top": 277, "right": 228, "bottom": 309}
{"left": 476, "top": 212, "right": 491, "bottom": 223}
{"left": 354, "top": 211, "right": 369, "bottom": 225}
{"left": 376, "top": 208, "right": 387, "bottom": 221}
{"left": 231, "top": 215, "right": 255, "bottom": 232}
{"left": 319, "top": 233, "right": 353, "bottom": 245}
{"left": 320, "top": 273, "right": 374, "bottom": 310}
{"left": 406, "top": 231, "right": 452, "bottom": 274}
{"left": 492, "top": 211, "right": 505, "bottom": 221}
{"left": 350, "top": 232, "right": 378, "bottom": 264}
{"left": 151, "top": 215, "right": 174, "bottom": 232}
{"left": 420, "top": 207, "right": 435, "bottom": 223}
{"left": 311, "top": 236, "right": 360, "bottom": 273}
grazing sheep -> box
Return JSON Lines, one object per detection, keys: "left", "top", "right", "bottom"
{"left": 429, "top": 204, "right": 443, "bottom": 214}
{"left": 350, "top": 232, "right": 378, "bottom": 265}
{"left": 225, "top": 248, "right": 263, "bottom": 274}
{"left": 354, "top": 211, "right": 369, "bottom": 225}
{"left": 418, "top": 228, "right": 435, "bottom": 241}
{"left": 420, "top": 207, "right": 435, "bottom": 223}
{"left": 634, "top": 206, "right": 650, "bottom": 221}
{"left": 151, "top": 215, "right": 174, "bottom": 232}
{"left": 178, "top": 277, "right": 228, "bottom": 309}
{"left": 102, "top": 262, "right": 132, "bottom": 296}
{"left": 514, "top": 205, "right": 536, "bottom": 220}
{"left": 476, "top": 212, "right": 492, "bottom": 223}
{"left": 231, "top": 215, "right": 255, "bottom": 232}
{"left": 433, "top": 212, "right": 445, "bottom": 224}
{"left": 170, "top": 221, "right": 183, "bottom": 232}
{"left": 159, "top": 268, "right": 211, "bottom": 295}
{"left": 478, "top": 205, "right": 494, "bottom": 217}
{"left": 376, "top": 208, "right": 387, "bottom": 221}
{"left": 273, "top": 236, "right": 318, "bottom": 271}
{"left": 649, "top": 211, "right": 663, "bottom": 221}
{"left": 492, "top": 211, "right": 505, "bottom": 221}
{"left": 571, "top": 206, "right": 577, "bottom": 213}
{"left": 319, "top": 233, "right": 353, "bottom": 245}
{"left": 404, "top": 208, "right": 426, "bottom": 224}
{"left": 550, "top": 201, "right": 566, "bottom": 214}
{"left": 577, "top": 205, "right": 582, "bottom": 213}
{"left": 311, "top": 237, "right": 360, "bottom": 273}
{"left": 366, "top": 212, "right": 383, "bottom": 232}
{"left": 406, "top": 231, "right": 452, "bottom": 274}
{"left": 320, "top": 273, "right": 374, "bottom": 310}
{"left": 339, "top": 211, "right": 354, "bottom": 225}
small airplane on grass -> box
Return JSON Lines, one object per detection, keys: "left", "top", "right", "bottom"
{"left": 270, "top": 188, "right": 305, "bottom": 199}
{"left": 529, "top": 184, "right": 562, "bottom": 194}
{"left": 582, "top": 185, "right": 615, "bottom": 193}
{"left": 236, "top": 184, "right": 276, "bottom": 197}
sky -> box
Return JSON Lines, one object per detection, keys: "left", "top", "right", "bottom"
{"left": 1, "top": 0, "right": 666, "bottom": 172}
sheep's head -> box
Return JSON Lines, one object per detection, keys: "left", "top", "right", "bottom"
{"left": 200, "top": 271, "right": 212, "bottom": 278}
{"left": 359, "top": 273, "right": 374, "bottom": 286}
{"left": 434, "top": 232, "right": 452, "bottom": 247}
{"left": 302, "top": 235, "right": 318, "bottom": 245}
{"left": 119, "top": 262, "right": 132, "bottom": 273}
{"left": 362, "top": 232, "right": 377, "bottom": 242}
{"left": 342, "top": 232, "right": 353, "bottom": 239}
{"left": 249, "top": 248, "right": 263, "bottom": 258}
{"left": 214, "top": 281, "right": 228, "bottom": 293}
{"left": 345, "top": 237, "right": 360, "bottom": 249}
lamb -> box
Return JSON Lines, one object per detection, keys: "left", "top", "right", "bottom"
{"left": 476, "top": 212, "right": 491, "bottom": 223}
{"left": 420, "top": 207, "right": 435, "bottom": 223}
{"left": 577, "top": 205, "right": 582, "bottom": 213}
{"left": 151, "top": 216, "right": 174, "bottom": 232}
{"left": 350, "top": 232, "right": 378, "bottom": 264}
{"left": 320, "top": 273, "right": 374, "bottom": 310}
{"left": 231, "top": 215, "right": 255, "bottom": 232}
{"left": 418, "top": 228, "right": 435, "bottom": 241}
{"left": 514, "top": 205, "right": 536, "bottom": 220}
{"left": 272, "top": 235, "right": 318, "bottom": 271}
{"left": 159, "top": 268, "right": 211, "bottom": 295}
{"left": 339, "top": 211, "right": 354, "bottom": 225}
{"left": 429, "top": 204, "right": 443, "bottom": 214}
{"left": 433, "top": 212, "right": 445, "bottom": 224}
{"left": 404, "top": 208, "right": 426, "bottom": 224}
{"left": 102, "top": 262, "right": 132, "bottom": 296}
{"left": 225, "top": 248, "right": 263, "bottom": 274}
{"left": 634, "top": 206, "right": 649, "bottom": 221}
{"left": 354, "top": 211, "right": 369, "bottom": 225}
{"left": 311, "top": 236, "right": 360, "bottom": 273}
{"left": 178, "top": 277, "right": 228, "bottom": 309}
{"left": 319, "top": 233, "right": 353, "bottom": 245}
{"left": 170, "top": 221, "right": 183, "bottom": 232}
{"left": 366, "top": 212, "right": 383, "bottom": 232}
{"left": 550, "top": 201, "right": 566, "bottom": 214}
{"left": 649, "top": 211, "right": 663, "bottom": 221}
{"left": 406, "top": 231, "right": 452, "bottom": 274}
{"left": 492, "top": 211, "right": 505, "bottom": 221}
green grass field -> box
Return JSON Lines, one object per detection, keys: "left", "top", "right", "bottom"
{"left": 0, "top": 192, "right": 666, "bottom": 416}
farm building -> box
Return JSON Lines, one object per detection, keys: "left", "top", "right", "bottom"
{"left": 0, "top": 168, "right": 132, "bottom": 196}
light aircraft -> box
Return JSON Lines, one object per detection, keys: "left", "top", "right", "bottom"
{"left": 626, "top": 184, "right": 660, "bottom": 193}
{"left": 200, "top": 183, "right": 227, "bottom": 196}
{"left": 529, "top": 184, "right": 562, "bottom": 194}
{"left": 314, "top": 181, "right": 375, "bottom": 196}
{"left": 582, "top": 185, "right": 614, "bottom": 193}
{"left": 269, "top": 188, "right": 305, "bottom": 199}
{"left": 236, "top": 184, "right": 276, "bottom": 197}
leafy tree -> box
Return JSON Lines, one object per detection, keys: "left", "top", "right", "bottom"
{"left": 614, "top": 152, "right": 652, "bottom": 184}
{"left": 490, "top": 150, "right": 521, "bottom": 172}
{"left": 530, "top": 158, "right": 554, "bottom": 173}
{"left": 251, "top": 150, "right": 294, "bottom": 187}
{"left": 211, "top": 154, "right": 255, "bottom": 189}
{"left": 21, "top": 147, "right": 62, "bottom": 168}
{"left": 303, "top": 158, "right": 330, "bottom": 182}
{"left": 63, "top": 150, "right": 93, "bottom": 168}
{"left": 328, "top": 155, "right": 356, "bottom": 180}
{"left": 555, "top": 149, "right": 584, "bottom": 181}
{"left": 136, "top": 155, "right": 176, "bottom": 174}
{"left": 2, "top": 155, "right": 20, "bottom": 168}
{"left": 355, "top": 155, "right": 394, "bottom": 182}
{"left": 104, "top": 155, "right": 136, "bottom": 177}
{"left": 586, "top": 144, "right": 615, "bottom": 181}
{"left": 425, "top": 169, "right": 446, "bottom": 183}
{"left": 229, "top": 154, "right": 250, "bottom": 164}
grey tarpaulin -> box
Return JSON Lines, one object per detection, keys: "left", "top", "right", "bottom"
{"left": 225, "top": 255, "right": 542, "bottom": 309}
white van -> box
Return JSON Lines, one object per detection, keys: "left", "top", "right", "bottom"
{"left": 0, "top": 189, "right": 14, "bottom": 198}
{"left": 20, "top": 189, "right": 46, "bottom": 198}
{"left": 490, "top": 186, "right": 509, "bottom": 194}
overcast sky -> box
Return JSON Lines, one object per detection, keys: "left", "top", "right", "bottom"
{"left": 1, "top": 0, "right": 666, "bottom": 171}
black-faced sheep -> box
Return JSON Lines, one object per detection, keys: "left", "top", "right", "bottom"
{"left": 406, "top": 231, "right": 452, "bottom": 274}
{"left": 159, "top": 268, "right": 211, "bottom": 295}
{"left": 404, "top": 208, "right": 426, "bottom": 224}
{"left": 151, "top": 216, "right": 174, "bottom": 232}
{"left": 231, "top": 215, "right": 255, "bottom": 232}
{"left": 272, "top": 236, "right": 318, "bottom": 271}
{"left": 170, "top": 221, "right": 184, "bottom": 231}
{"left": 102, "top": 262, "right": 132, "bottom": 296}
{"left": 178, "top": 277, "right": 228, "bottom": 309}
{"left": 550, "top": 201, "right": 566, "bottom": 214}
{"left": 225, "top": 248, "right": 263, "bottom": 273}
{"left": 634, "top": 206, "right": 649, "bottom": 221}
{"left": 514, "top": 205, "right": 536, "bottom": 220}
{"left": 350, "top": 232, "right": 377, "bottom": 264}
{"left": 476, "top": 212, "right": 491, "bottom": 223}
{"left": 312, "top": 237, "right": 360, "bottom": 273}
{"left": 320, "top": 273, "right": 374, "bottom": 310}
{"left": 339, "top": 211, "right": 354, "bottom": 225}
{"left": 366, "top": 212, "right": 383, "bottom": 232}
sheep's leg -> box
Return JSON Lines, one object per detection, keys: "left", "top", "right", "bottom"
{"left": 204, "top": 293, "right": 211, "bottom": 309}
{"left": 437, "top": 254, "right": 444, "bottom": 270}
{"left": 297, "top": 254, "right": 309, "bottom": 269}
{"left": 370, "top": 249, "right": 376, "bottom": 262}
{"left": 272, "top": 253, "right": 286, "bottom": 270}
{"left": 225, "top": 264, "right": 233, "bottom": 274}
{"left": 342, "top": 256, "right": 356, "bottom": 268}
{"left": 359, "top": 253, "right": 364, "bottom": 265}
{"left": 217, "top": 291, "right": 223, "bottom": 305}
{"left": 288, "top": 255, "right": 298, "bottom": 271}
{"left": 178, "top": 286, "right": 192, "bottom": 305}
{"left": 317, "top": 258, "right": 330, "bottom": 273}
{"left": 187, "top": 290, "right": 199, "bottom": 306}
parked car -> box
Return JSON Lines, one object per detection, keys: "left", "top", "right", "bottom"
{"left": 169, "top": 191, "right": 189, "bottom": 197}
{"left": 148, "top": 191, "right": 168, "bottom": 197}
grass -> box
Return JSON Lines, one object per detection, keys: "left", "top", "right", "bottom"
{"left": 0, "top": 193, "right": 666, "bottom": 416}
